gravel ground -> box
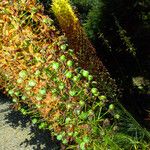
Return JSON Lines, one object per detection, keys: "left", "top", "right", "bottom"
{"left": 0, "top": 92, "right": 60, "bottom": 150}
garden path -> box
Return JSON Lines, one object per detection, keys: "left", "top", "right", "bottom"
{"left": 0, "top": 92, "right": 60, "bottom": 150}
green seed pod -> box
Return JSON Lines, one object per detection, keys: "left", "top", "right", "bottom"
{"left": 53, "top": 77, "right": 59, "bottom": 82}
{"left": 79, "top": 100, "right": 85, "bottom": 107}
{"left": 19, "top": 70, "right": 27, "bottom": 78}
{"left": 67, "top": 60, "right": 73, "bottom": 67}
{"left": 52, "top": 62, "right": 60, "bottom": 70}
{"left": 114, "top": 114, "right": 120, "bottom": 119}
{"left": 25, "top": 86, "right": 32, "bottom": 91}
{"left": 65, "top": 117, "right": 71, "bottom": 124}
{"left": 73, "top": 76, "right": 79, "bottom": 82}
{"left": 59, "top": 82, "right": 65, "bottom": 90}
{"left": 77, "top": 73, "right": 82, "bottom": 79}
{"left": 51, "top": 89, "right": 57, "bottom": 93}
{"left": 60, "top": 55, "right": 66, "bottom": 61}
{"left": 39, "top": 88, "right": 47, "bottom": 95}
{"left": 91, "top": 88, "right": 99, "bottom": 95}
{"left": 12, "top": 98, "right": 17, "bottom": 103}
{"left": 62, "top": 139, "right": 68, "bottom": 144}
{"left": 32, "top": 118, "right": 38, "bottom": 124}
{"left": 43, "top": 18, "right": 48, "bottom": 23}
{"left": 109, "top": 104, "right": 115, "bottom": 110}
{"left": 82, "top": 70, "right": 89, "bottom": 78}
{"left": 36, "top": 104, "right": 42, "bottom": 108}
{"left": 94, "top": 92, "right": 100, "bottom": 97}
{"left": 68, "top": 49, "right": 74, "bottom": 55}
{"left": 88, "top": 75, "right": 93, "bottom": 81}
{"left": 68, "top": 132, "right": 73, "bottom": 136}
{"left": 28, "top": 80, "right": 36, "bottom": 87}
{"left": 66, "top": 103, "right": 72, "bottom": 110}
{"left": 20, "top": 108, "right": 27, "bottom": 115}
{"left": 98, "top": 95, "right": 107, "bottom": 101}
{"left": 8, "top": 90, "right": 14, "bottom": 96}
{"left": 80, "top": 69, "right": 84, "bottom": 74}
{"left": 91, "top": 81, "right": 97, "bottom": 87}
{"left": 57, "top": 134, "right": 63, "bottom": 141}
{"left": 17, "top": 78, "right": 23, "bottom": 84}
{"left": 34, "top": 70, "right": 41, "bottom": 76}
{"left": 84, "top": 82, "right": 90, "bottom": 88}
{"left": 39, "top": 122, "right": 47, "bottom": 129}
{"left": 14, "top": 91, "right": 20, "bottom": 96}
{"left": 36, "top": 96, "right": 43, "bottom": 101}
{"left": 60, "top": 44, "right": 68, "bottom": 50}
{"left": 21, "top": 95, "right": 26, "bottom": 100}
{"left": 65, "top": 71, "right": 73, "bottom": 78}
{"left": 74, "top": 109, "right": 81, "bottom": 115}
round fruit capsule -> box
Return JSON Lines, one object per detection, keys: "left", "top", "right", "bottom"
{"left": 66, "top": 103, "right": 72, "bottom": 110}
{"left": 79, "top": 100, "right": 85, "bottom": 107}
{"left": 59, "top": 83, "right": 65, "bottom": 90}
{"left": 94, "top": 92, "right": 100, "bottom": 97}
{"left": 82, "top": 70, "right": 89, "bottom": 78}
{"left": 39, "top": 122, "right": 47, "bottom": 129}
{"left": 91, "top": 81, "right": 97, "bottom": 86}
{"left": 114, "top": 114, "right": 120, "bottom": 119}
{"left": 68, "top": 132, "right": 73, "bottom": 136}
{"left": 14, "top": 91, "right": 20, "bottom": 96}
{"left": 36, "top": 96, "right": 43, "bottom": 101}
{"left": 20, "top": 108, "right": 27, "bottom": 115}
{"left": 65, "top": 117, "right": 71, "bottom": 124}
{"left": 68, "top": 49, "right": 74, "bottom": 55}
{"left": 39, "top": 88, "right": 47, "bottom": 95}
{"left": 60, "top": 44, "right": 68, "bottom": 50}
{"left": 67, "top": 60, "right": 73, "bottom": 67}
{"left": 62, "top": 139, "right": 68, "bottom": 144}
{"left": 91, "top": 88, "right": 99, "bottom": 95}
{"left": 109, "top": 104, "right": 115, "bottom": 110}
{"left": 28, "top": 80, "right": 36, "bottom": 87}
{"left": 21, "top": 95, "right": 26, "bottom": 100}
{"left": 57, "top": 134, "right": 63, "bottom": 141}
{"left": 36, "top": 104, "right": 42, "bottom": 108}
{"left": 34, "top": 70, "right": 41, "bottom": 76}
{"left": 19, "top": 70, "right": 27, "bottom": 78}
{"left": 8, "top": 90, "right": 14, "bottom": 95}
{"left": 51, "top": 89, "right": 57, "bottom": 94}
{"left": 17, "top": 78, "right": 23, "bottom": 83}
{"left": 12, "top": 98, "right": 17, "bottom": 103}
{"left": 88, "top": 75, "right": 93, "bottom": 81}
{"left": 52, "top": 62, "right": 60, "bottom": 70}
{"left": 43, "top": 18, "right": 48, "bottom": 23}
{"left": 25, "top": 86, "right": 32, "bottom": 91}
{"left": 84, "top": 82, "right": 90, "bottom": 87}
{"left": 32, "top": 118, "right": 38, "bottom": 124}
{"left": 98, "top": 95, "right": 107, "bottom": 101}
{"left": 65, "top": 71, "right": 72, "bottom": 78}
{"left": 60, "top": 55, "right": 66, "bottom": 61}
{"left": 73, "top": 76, "right": 79, "bottom": 82}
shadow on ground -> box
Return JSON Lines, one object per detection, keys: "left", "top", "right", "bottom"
{"left": 0, "top": 91, "right": 60, "bottom": 150}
